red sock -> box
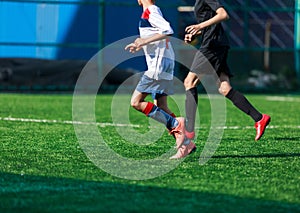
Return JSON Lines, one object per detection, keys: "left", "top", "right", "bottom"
{"left": 185, "top": 131, "right": 195, "bottom": 140}
{"left": 142, "top": 102, "right": 154, "bottom": 116}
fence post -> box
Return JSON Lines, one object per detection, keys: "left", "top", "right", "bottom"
{"left": 98, "top": 0, "right": 105, "bottom": 81}
{"left": 243, "top": 0, "right": 250, "bottom": 48}
{"left": 295, "top": 0, "right": 300, "bottom": 83}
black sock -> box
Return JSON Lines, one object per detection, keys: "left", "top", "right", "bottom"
{"left": 226, "top": 89, "right": 262, "bottom": 122}
{"left": 185, "top": 87, "right": 198, "bottom": 132}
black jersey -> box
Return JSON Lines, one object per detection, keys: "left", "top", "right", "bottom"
{"left": 194, "top": 0, "right": 230, "bottom": 49}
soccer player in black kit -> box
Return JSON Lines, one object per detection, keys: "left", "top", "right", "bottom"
{"left": 174, "top": 0, "right": 271, "bottom": 158}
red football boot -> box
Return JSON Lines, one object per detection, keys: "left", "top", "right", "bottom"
{"left": 255, "top": 114, "right": 271, "bottom": 141}
{"left": 170, "top": 117, "right": 186, "bottom": 149}
{"left": 170, "top": 141, "right": 196, "bottom": 159}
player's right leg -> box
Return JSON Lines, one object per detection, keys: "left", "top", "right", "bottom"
{"left": 217, "top": 73, "right": 271, "bottom": 140}
{"left": 130, "top": 90, "right": 149, "bottom": 112}
{"left": 131, "top": 90, "right": 186, "bottom": 148}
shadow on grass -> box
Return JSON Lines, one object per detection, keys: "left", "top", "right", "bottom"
{"left": 272, "top": 136, "right": 300, "bottom": 141}
{"left": 211, "top": 152, "right": 300, "bottom": 159}
{"left": 0, "top": 172, "right": 299, "bottom": 213}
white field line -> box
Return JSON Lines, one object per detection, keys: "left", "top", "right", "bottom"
{"left": 0, "top": 116, "right": 300, "bottom": 129}
{"left": 195, "top": 125, "right": 300, "bottom": 130}
{"left": 0, "top": 117, "right": 140, "bottom": 128}
{"left": 265, "top": 96, "right": 300, "bottom": 102}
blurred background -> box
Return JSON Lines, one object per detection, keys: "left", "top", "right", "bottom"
{"left": 0, "top": 0, "right": 298, "bottom": 92}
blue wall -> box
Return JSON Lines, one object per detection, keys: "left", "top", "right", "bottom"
{"left": 0, "top": 0, "right": 179, "bottom": 63}
{"left": 0, "top": 1, "right": 100, "bottom": 59}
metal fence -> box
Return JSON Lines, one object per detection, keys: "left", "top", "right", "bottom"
{"left": 0, "top": 0, "right": 298, "bottom": 91}
{"left": 179, "top": 0, "right": 298, "bottom": 91}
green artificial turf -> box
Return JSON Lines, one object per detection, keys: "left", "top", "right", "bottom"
{"left": 0, "top": 93, "right": 299, "bottom": 212}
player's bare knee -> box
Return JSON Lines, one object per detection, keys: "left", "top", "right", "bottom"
{"left": 218, "top": 87, "right": 225, "bottom": 96}
{"left": 130, "top": 99, "right": 139, "bottom": 110}
{"left": 218, "top": 84, "right": 231, "bottom": 96}
{"left": 184, "top": 77, "right": 198, "bottom": 90}
{"left": 183, "top": 78, "right": 191, "bottom": 89}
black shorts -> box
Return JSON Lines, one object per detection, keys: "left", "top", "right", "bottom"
{"left": 190, "top": 47, "right": 233, "bottom": 77}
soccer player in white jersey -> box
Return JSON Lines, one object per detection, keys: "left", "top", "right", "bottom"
{"left": 125, "top": 0, "right": 196, "bottom": 159}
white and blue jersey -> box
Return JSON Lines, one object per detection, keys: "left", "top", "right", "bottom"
{"left": 138, "top": 5, "right": 175, "bottom": 80}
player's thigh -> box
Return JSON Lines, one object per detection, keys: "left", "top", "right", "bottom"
{"left": 131, "top": 90, "right": 148, "bottom": 106}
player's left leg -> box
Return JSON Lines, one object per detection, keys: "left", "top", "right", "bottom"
{"left": 169, "top": 72, "right": 200, "bottom": 159}
{"left": 217, "top": 73, "right": 271, "bottom": 140}
{"left": 154, "top": 94, "right": 176, "bottom": 118}
{"left": 183, "top": 72, "right": 202, "bottom": 140}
